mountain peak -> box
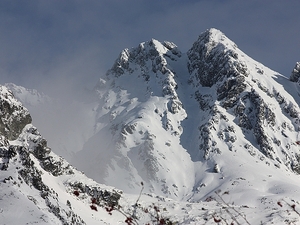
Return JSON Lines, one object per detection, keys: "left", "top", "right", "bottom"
{"left": 197, "top": 28, "right": 238, "bottom": 50}
{"left": 200, "top": 28, "right": 225, "bottom": 42}
{"left": 187, "top": 29, "right": 244, "bottom": 87}
{"left": 106, "top": 38, "right": 181, "bottom": 79}
{"left": 146, "top": 38, "right": 168, "bottom": 53}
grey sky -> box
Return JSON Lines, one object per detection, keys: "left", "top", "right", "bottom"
{"left": 0, "top": 0, "right": 299, "bottom": 98}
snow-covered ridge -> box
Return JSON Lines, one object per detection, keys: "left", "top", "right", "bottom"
{"left": 108, "top": 38, "right": 181, "bottom": 78}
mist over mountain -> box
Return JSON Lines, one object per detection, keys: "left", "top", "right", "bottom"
{"left": 2, "top": 28, "right": 300, "bottom": 224}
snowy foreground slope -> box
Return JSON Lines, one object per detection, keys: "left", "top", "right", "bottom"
{"left": 2, "top": 28, "right": 300, "bottom": 224}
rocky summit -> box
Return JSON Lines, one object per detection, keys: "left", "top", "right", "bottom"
{"left": 2, "top": 28, "right": 300, "bottom": 224}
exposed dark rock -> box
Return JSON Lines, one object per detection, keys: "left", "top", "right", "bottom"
{"left": 69, "top": 181, "right": 121, "bottom": 207}
{"left": 122, "top": 123, "right": 137, "bottom": 135}
{"left": 0, "top": 86, "right": 32, "bottom": 140}
{"left": 187, "top": 29, "right": 248, "bottom": 88}
{"left": 249, "top": 91, "right": 276, "bottom": 159}
{"left": 195, "top": 91, "right": 212, "bottom": 110}
{"left": 217, "top": 75, "right": 247, "bottom": 109}
{"left": 168, "top": 99, "right": 183, "bottom": 114}
{"left": 290, "top": 62, "right": 300, "bottom": 82}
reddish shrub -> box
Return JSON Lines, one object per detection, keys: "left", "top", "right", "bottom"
{"left": 73, "top": 190, "right": 80, "bottom": 196}
{"left": 125, "top": 217, "right": 133, "bottom": 225}
{"left": 153, "top": 205, "right": 160, "bottom": 212}
{"left": 90, "top": 205, "right": 98, "bottom": 211}
{"left": 159, "top": 218, "right": 166, "bottom": 224}
{"left": 205, "top": 196, "right": 214, "bottom": 202}
{"left": 213, "top": 217, "right": 221, "bottom": 223}
{"left": 105, "top": 206, "right": 114, "bottom": 215}
{"left": 91, "top": 198, "right": 97, "bottom": 204}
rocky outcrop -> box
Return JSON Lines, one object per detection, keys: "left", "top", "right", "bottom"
{"left": 0, "top": 85, "right": 32, "bottom": 140}
{"left": 290, "top": 62, "right": 300, "bottom": 82}
{"left": 187, "top": 28, "right": 248, "bottom": 88}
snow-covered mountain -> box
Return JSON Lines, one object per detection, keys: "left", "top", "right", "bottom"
{"left": 74, "top": 39, "right": 195, "bottom": 199}
{"left": 2, "top": 28, "right": 300, "bottom": 224}
{"left": 73, "top": 28, "right": 300, "bottom": 198}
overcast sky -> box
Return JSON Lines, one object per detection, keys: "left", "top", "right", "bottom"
{"left": 0, "top": 0, "right": 299, "bottom": 98}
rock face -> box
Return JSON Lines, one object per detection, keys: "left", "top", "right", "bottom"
{"left": 187, "top": 28, "right": 247, "bottom": 87}
{"left": 0, "top": 86, "right": 32, "bottom": 140}
{"left": 290, "top": 62, "right": 300, "bottom": 83}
